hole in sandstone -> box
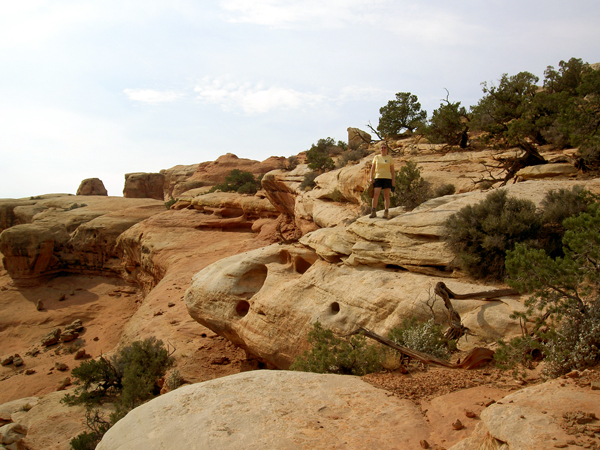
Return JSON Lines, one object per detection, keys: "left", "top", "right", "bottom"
{"left": 236, "top": 300, "right": 250, "bottom": 317}
{"left": 294, "top": 256, "right": 313, "bottom": 274}
{"left": 236, "top": 265, "right": 268, "bottom": 294}
{"left": 385, "top": 264, "right": 407, "bottom": 271}
{"left": 330, "top": 302, "right": 340, "bottom": 314}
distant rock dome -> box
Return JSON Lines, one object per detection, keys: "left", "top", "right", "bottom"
{"left": 76, "top": 178, "right": 108, "bottom": 196}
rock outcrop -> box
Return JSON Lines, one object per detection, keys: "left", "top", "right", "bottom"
{"left": 0, "top": 196, "right": 165, "bottom": 284}
{"left": 450, "top": 377, "right": 600, "bottom": 450}
{"left": 76, "top": 178, "right": 108, "bottom": 196}
{"left": 347, "top": 127, "right": 371, "bottom": 148}
{"left": 160, "top": 163, "right": 201, "bottom": 200}
{"left": 97, "top": 370, "right": 431, "bottom": 450}
{"left": 185, "top": 243, "right": 525, "bottom": 368}
{"left": 185, "top": 178, "right": 600, "bottom": 369}
{"left": 123, "top": 173, "right": 165, "bottom": 200}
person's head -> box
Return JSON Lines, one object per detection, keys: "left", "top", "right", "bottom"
{"left": 381, "top": 142, "right": 389, "bottom": 155}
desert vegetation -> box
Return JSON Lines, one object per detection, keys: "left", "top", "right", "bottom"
{"left": 63, "top": 337, "right": 174, "bottom": 450}
{"left": 208, "top": 169, "right": 263, "bottom": 195}
{"left": 370, "top": 57, "right": 600, "bottom": 184}
{"left": 291, "top": 319, "right": 455, "bottom": 376}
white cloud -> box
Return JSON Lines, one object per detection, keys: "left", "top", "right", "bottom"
{"left": 219, "top": 0, "right": 485, "bottom": 45}
{"left": 124, "top": 89, "right": 184, "bottom": 104}
{"left": 194, "top": 77, "right": 328, "bottom": 114}
{"left": 219, "top": 0, "right": 387, "bottom": 28}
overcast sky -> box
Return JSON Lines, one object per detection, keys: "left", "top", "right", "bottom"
{"left": 1, "top": 0, "right": 599, "bottom": 198}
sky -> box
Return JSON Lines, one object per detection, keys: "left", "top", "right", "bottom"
{"left": 1, "top": 0, "right": 599, "bottom": 199}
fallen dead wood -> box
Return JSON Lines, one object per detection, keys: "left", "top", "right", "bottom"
{"left": 348, "top": 327, "right": 494, "bottom": 370}
{"left": 434, "top": 281, "right": 519, "bottom": 341}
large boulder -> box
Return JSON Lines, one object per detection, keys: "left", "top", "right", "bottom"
{"left": 123, "top": 173, "right": 165, "bottom": 200}
{"left": 450, "top": 378, "right": 600, "bottom": 450}
{"left": 76, "top": 178, "right": 108, "bottom": 196}
{"left": 97, "top": 370, "right": 431, "bottom": 450}
{"left": 347, "top": 127, "right": 371, "bottom": 148}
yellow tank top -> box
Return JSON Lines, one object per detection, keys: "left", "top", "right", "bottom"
{"left": 373, "top": 155, "right": 393, "bottom": 179}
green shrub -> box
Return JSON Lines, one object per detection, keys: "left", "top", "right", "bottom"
{"left": 64, "top": 338, "right": 174, "bottom": 449}
{"left": 286, "top": 155, "right": 298, "bottom": 171}
{"left": 444, "top": 190, "right": 540, "bottom": 280}
{"left": 387, "top": 318, "right": 452, "bottom": 360}
{"left": 425, "top": 98, "right": 469, "bottom": 148}
{"left": 299, "top": 172, "right": 318, "bottom": 191}
{"left": 395, "top": 160, "right": 432, "bottom": 210}
{"left": 290, "top": 322, "right": 382, "bottom": 376}
{"left": 112, "top": 337, "right": 174, "bottom": 409}
{"left": 537, "top": 186, "right": 594, "bottom": 257}
{"left": 306, "top": 137, "right": 346, "bottom": 172}
{"left": 209, "top": 169, "right": 261, "bottom": 194}
{"left": 500, "top": 203, "right": 600, "bottom": 377}
{"left": 165, "top": 369, "right": 184, "bottom": 391}
{"left": 335, "top": 148, "right": 370, "bottom": 169}
{"left": 70, "top": 431, "right": 103, "bottom": 450}
{"left": 69, "top": 409, "right": 111, "bottom": 450}
{"left": 62, "top": 357, "right": 122, "bottom": 406}
{"left": 433, "top": 183, "right": 456, "bottom": 198}
{"left": 493, "top": 334, "right": 544, "bottom": 376}
{"left": 377, "top": 92, "right": 427, "bottom": 137}
{"left": 542, "top": 300, "right": 600, "bottom": 377}
{"left": 164, "top": 198, "right": 178, "bottom": 209}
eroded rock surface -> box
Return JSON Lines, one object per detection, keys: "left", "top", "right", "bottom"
{"left": 123, "top": 172, "right": 165, "bottom": 200}
{"left": 0, "top": 196, "right": 165, "bottom": 283}
{"left": 97, "top": 370, "right": 431, "bottom": 450}
{"left": 76, "top": 178, "right": 108, "bottom": 196}
{"left": 185, "top": 243, "right": 525, "bottom": 368}
{"left": 450, "top": 378, "right": 600, "bottom": 450}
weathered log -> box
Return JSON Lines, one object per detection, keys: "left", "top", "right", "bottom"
{"left": 434, "top": 281, "right": 519, "bottom": 341}
{"left": 352, "top": 326, "right": 494, "bottom": 370}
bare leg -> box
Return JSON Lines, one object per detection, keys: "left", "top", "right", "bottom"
{"left": 371, "top": 187, "right": 382, "bottom": 217}
{"left": 383, "top": 188, "right": 391, "bottom": 211}
{"left": 383, "top": 188, "right": 391, "bottom": 218}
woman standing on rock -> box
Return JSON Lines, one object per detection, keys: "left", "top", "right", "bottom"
{"left": 369, "top": 142, "right": 395, "bottom": 219}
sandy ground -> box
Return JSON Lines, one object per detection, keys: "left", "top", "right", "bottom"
{"left": 0, "top": 228, "right": 266, "bottom": 406}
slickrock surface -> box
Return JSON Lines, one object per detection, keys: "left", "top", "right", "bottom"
{"left": 97, "top": 370, "right": 432, "bottom": 450}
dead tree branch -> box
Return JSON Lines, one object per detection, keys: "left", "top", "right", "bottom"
{"left": 434, "top": 281, "right": 519, "bottom": 341}
{"left": 348, "top": 326, "right": 494, "bottom": 370}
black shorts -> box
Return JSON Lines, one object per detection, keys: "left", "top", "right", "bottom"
{"left": 373, "top": 178, "right": 392, "bottom": 189}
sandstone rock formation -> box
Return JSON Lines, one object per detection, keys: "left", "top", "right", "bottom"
{"left": 190, "top": 153, "right": 285, "bottom": 186}
{"left": 347, "top": 127, "right": 371, "bottom": 148}
{"left": 185, "top": 243, "right": 526, "bottom": 368}
{"left": 1, "top": 144, "right": 598, "bottom": 450}
{"left": 97, "top": 370, "right": 432, "bottom": 450}
{"left": 160, "top": 163, "right": 200, "bottom": 200}
{"left": 161, "top": 154, "right": 287, "bottom": 201}
{"left": 450, "top": 377, "right": 600, "bottom": 450}
{"left": 76, "top": 178, "right": 108, "bottom": 196}
{"left": 123, "top": 172, "right": 165, "bottom": 200}
{"left": 0, "top": 196, "right": 165, "bottom": 284}
{"left": 185, "top": 178, "right": 600, "bottom": 369}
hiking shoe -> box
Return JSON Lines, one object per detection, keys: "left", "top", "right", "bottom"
{"left": 383, "top": 209, "right": 389, "bottom": 219}
{"left": 369, "top": 209, "right": 377, "bottom": 218}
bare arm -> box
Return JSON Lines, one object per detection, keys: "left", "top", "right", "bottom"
{"left": 390, "top": 162, "right": 395, "bottom": 186}
{"left": 370, "top": 160, "right": 376, "bottom": 183}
